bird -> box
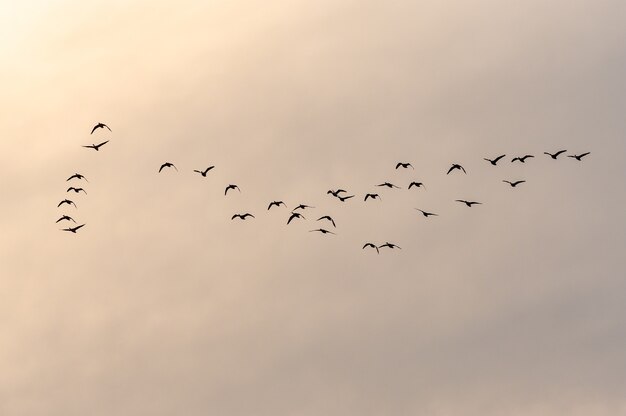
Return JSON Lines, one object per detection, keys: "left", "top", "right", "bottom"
{"left": 224, "top": 184, "right": 240, "bottom": 195}
{"left": 362, "top": 243, "right": 379, "bottom": 254}
{"left": 231, "top": 213, "right": 255, "bottom": 220}
{"left": 395, "top": 162, "right": 414, "bottom": 169}
{"left": 90, "top": 123, "right": 111, "bottom": 134}
{"left": 66, "top": 187, "right": 87, "bottom": 194}
{"left": 364, "top": 193, "right": 381, "bottom": 201}
{"left": 502, "top": 180, "right": 526, "bottom": 187}
{"left": 287, "top": 212, "right": 305, "bottom": 224}
{"left": 56, "top": 215, "right": 76, "bottom": 223}
{"left": 337, "top": 195, "right": 355, "bottom": 202}
{"left": 408, "top": 181, "right": 425, "bottom": 189}
{"left": 544, "top": 150, "right": 567, "bottom": 159}
{"left": 82, "top": 140, "right": 109, "bottom": 151}
{"left": 568, "top": 152, "right": 591, "bottom": 161}
{"left": 61, "top": 224, "right": 85, "bottom": 233}
{"left": 293, "top": 204, "right": 314, "bottom": 211}
{"left": 379, "top": 242, "right": 401, "bottom": 250}
{"left": 66, "top": 173, "right": 88, "bottom": 182}
{"left": 159, "top": 162, "right": 177, "bottom": 172}
{"left": 377, "top": 182, "right": 400, "bottom": 189}
{"left": 309, "top": 228, "right": 335, "bottom": 235}
{"left": 484, "top": 154, "right": 506, "bottom": 165}
{"left": 57, "top": 199, "right": 76, "bottom": 208}
{"left": 511, "top": 155, "right": 534, "bottom": 163}
{"left": 317, "top": 215, "right": 336, "bottom": 227}
{"left": 193, "top": 166, "right": 215, "bottom": 176}
{"left": 447, "top": 164, "right": 466, "bottom": 174}
{"left": 415, "top": 208, "right": 438, "bottom": 217}
{"left": 456, "top": 199, "right": 482, "bottom": 207}
{"left": 327, "top": 189, "right": 347, "bottom": 197}
{"left": 267, "top": 201, "right": 287, "bottom": 210}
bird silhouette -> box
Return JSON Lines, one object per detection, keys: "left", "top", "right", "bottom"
{"left": 327, "top": 189, "right": 347, "bottom": 197}
{"left": 447, "top": 164, "right": 466, "bottom": 174}
{"left": 224, "top": 184, "right": 240, "bottom": 195}
{"left": 268, "top": 201, "right": 287, "bottom": 210}
{"left": 408, "top": 181, "right": 425, "bottom": 189}
{"left": 231, "top": 213, "right": 255, "bottom": 220}
{"left": 193, "top": 166, "right": 214, "bottom": 176}
{"left": 61, "top": 224, "right": 85, "bottom": 233}
{"left": 484, "top": 154, "right": 506, "bottom": 165}
{"left": 395, "top": 162, "right": 414, "bottom": 169}
{"left": 362, "top": 243, "right": 379, "bottom": 254}
{"left": 379, "top": 242, "right": 401, "bottom": 250}
{"left": 338, "top": 195, "right": 355, "bottom": 202}
{"left": 568, "top": 152, "right": 591, "bottom": 161}
{"left": 287, "top": 212, "right": 305, "bottom": 224}
{"left": 66, "top": 173, "right": 88, "bottom": 182}
{"left": 456, "top": 199, "right": 482, "bottom": 207}
{"left": 377, "top": 182, "right": 400, "bottom": 189}
{"left": 511, "top": 155, "right": 534, "bottom": 163}
{"left": 82, "top": 140, "right": 109, "bottom": 151}
{"left": 159, "top": 162, "right": 177, "bottom": 172}
{"left": 90, "top": 123, "right": 111, "bottom": 134}
{"left": 544, "top": 150, "right": 567, "bottom": 159}
{"left": 415, "top": 208, "right": 438, "bottom": 217}
{"left": 56, "top": 215, "right": 76, "bottom": 223}
{"left": 309, "top": 228, "right": 335, "bottom": 235}
{"left": 503, "top": 180, "right": 526, "bottom": 187}
{"left": 293, "top": 204, "right": 314, "bottom": 211}
{"left": 57, "top": 199, "right": 76, "bottom": 208}
{"left": 317, "top": 215, "right": 336, "bottom": 227}
{"left": 66, "top": 187, "right": 87, "bottom": 194}
{"left": 364, "top": 193, "right": 381, "bottom": 201}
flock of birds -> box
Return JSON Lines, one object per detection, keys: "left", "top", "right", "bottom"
{"left": 57, "top": 123, "right": 591, "bottom": 253}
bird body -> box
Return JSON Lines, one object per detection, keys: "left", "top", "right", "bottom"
{"left": 57, "top": 199, "right": 76, "bottom": 208}
{"left": 67, "top": 187, "right": 87, "bottom": 194}
{"left": 82, "top": 140, "right": 109, "bottom": 151}
{"left": 287, "top": 212, "right": 305, "bottom": 224}
{"left": 231, "top": 213, "right": 255, "bottom": 220}
{"left": 395, "top": 162, "right": 414, "bottom": 169}
{"left": 90, "top": 123, "right": 111, "bottom": 134}
{"left": 224, "top": 184, "right": 240, "bottom": 195}
{"left": 317, "top": 215, "right": 336, "bottom": 227}
{"left": 67, "top": 173, "right": 88, "bottom": 182}
{"left": 415, "top": 208, "right": 437, "bottom": 217}
{"left": 159, "top": 162, "right": 177, "bottom": 172}
{"left": 193, "top": 166, "right": 214, "bottom": 176}
{"left": 544, "top": 150, "right": 567, "bottom": 159}
{"left": 408, "top": 181, "right": 425, "bottom": 189}
{"left": 364, "top": 193, "right": 381, "bottom": 201}
{"left": 511, "top": 155, "right": 534, "bottom": 163}
{"left": 309, "top": 228, "right": 335, "bottom": 235}
{"left": 447, "top": 164, "right": 466, "bottom": 174}
{"left": 484, "top": 154, "right": 506, "bottom": 165}
{"left": 456, "top": 199, "right": 482, "bottom": 207}
{"left": 327, "top": 189, "right": 347, "bottom": 197}
{"left": 503, "top": 180, "right": 526, "bottom": 187}
{"left": 362, "top": 243, "right": 379, "bottom": 253}
{"left": 293, "top": 204, "right": 313, "bottom": 211}
{"left": 268, "top": 201, "right": 286, "bottom": 210}
{"left": 377, "top": 182, "right": 400, "bottom": 189}
{"left": 61, "top": 224, "right": 85, "bottom": 233}
{"left": 379, "top": 242, "right": 401, "bottom": 250}
{"left": 56, "top": 215, "right": 76, "bottom": 223}
{"left": 568, "top": 152, "right": 590, "bottom": 161}
{"left": 338, "top": 195, "right": 355, "bottom": 202}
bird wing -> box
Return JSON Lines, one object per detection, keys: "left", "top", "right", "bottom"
{"left": 446, "top": 166, "right": 454, "bottom": 174}
{"left": 194, "top": 170, "right": 202, "bottom": 174}
{"left": 96, "top": 140, "right": 109, "bottom": 147}
{"left": 82, "top": 145, "right": 95, "bottom": 149}
{"left": 90, "top": 125, "right": 98, "bottom": 134}
{"left": 555, "top": 150, "right": 567, "bottom": 157}
{"left": 395, "top": 163, "right": 401, "bottom": 169}
{"left": 460, "top": 166, "right": 466, "bottom": 173}
{"left": 159, "top": 164, "right": 166, "bottom": 172}
{"left": 364, "top": 194, "right": 370, "bottom": 201}
{"left": 74, "top": 224, "right": 85, "bottom": 231}
{"left": 579, "top": 152, "right": 590, "bottom": 158}
{"left": 104, "top": 124, "right": 111, "bottom": 131}
{"left": 494, "top": 154, "right": 506, "bottom": 163}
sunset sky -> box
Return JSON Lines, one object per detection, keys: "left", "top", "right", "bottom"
{"left": 1, "top": 1, "right": 626, "bottom": 415}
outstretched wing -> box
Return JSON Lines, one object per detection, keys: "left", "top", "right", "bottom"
{"left": 494, "top": 154, "right": 506, "bottom": 163}
{"left": 96, "top": 140, "right": 109, "bottom": 148}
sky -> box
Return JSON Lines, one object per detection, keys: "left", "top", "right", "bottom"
{"left": 1, "top": 0, "right": 626, "bottom": 414}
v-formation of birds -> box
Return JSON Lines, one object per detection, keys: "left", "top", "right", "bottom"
{"left": 58, "top": 123, "right": 591, "bottom": 253}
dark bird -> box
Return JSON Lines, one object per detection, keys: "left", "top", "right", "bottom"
{"left": 66, "top": 173, "right": 88, "bottom": 182}
{"left": 503, "top": 180, "right": 526, "bottom": 187}
{"left": 90, "top": 123, "right": 111, "bottom": 134}
{"left": 408, "top": 181, "right": 425, "bottom": 189}
{"left": 224, "top": 184, "right": 240, "bottom": 195}
{"left": 379, "top": 242, "right": 401, "bottom": 250}
{"left": 193, "top": 166, "right": 215, "bottom": 176}
{"left": 287, "top": 212, "right": 305, "bottom": 224}
{"left": 338, "top": 195, "right": 355, "bottom": 202}
{"left": 544, "top": 150, "right": 567, "bottom": 159}
{"left": 364, "top": 193, "right": 381, "bottom": 201}
{"left": 231, "top": 213, "right": 255, "bottom": 220}
{"left": 267, "top": 201, "right": 287, "bottom": 210}
{"left": 82, "top": 140, "right": 109, "bottom": 151}
{"left": 159, "top": 162, "right": 177, "bottom": 172}
{"left": 377, "top": 182, "right": 400, "bottom": 189}
{"left": 395, "top": 162, "right": 414, "bottom": 170}
{"left": 511, "top": 155, "right": 534, "bottom": 163}
{"left": 456, "top": 199, "right": 482, "bottom": 207}
{"left": 327, "top": 189, "right": 347, "bottom": 197}
{"left": 317, "top": 215, "right": 336, "bottom": 227}
{"left": 484, "top": 154, "right": 506, "bottom": 165}
{"left": 293, "top": 204, "right": 314, "bottom": 211}
{"left": 415, "top": 208, "right": 438, "bottom": 217}
{"left": 61, "top": 224, "right": 85, "bottom": 233}
{"left": 56, "top": 215, "right": 76, "bottom": 223}
{"left": 568, "top": 152, "right": 591, "bottom": 161}
{"left": 362, "top": 243, "right": 379, "bottom": 254}
{"left": 447, "top": 164, "right": 466, "bottom": 174}
{"left": 66, "top": 187, "right": 87, "bottom": 194}
{"left": 57, "top": 199, "right": 76, "bottom": 208}
{"left": 309, "top": 228, "right": 335, "bottom": 235}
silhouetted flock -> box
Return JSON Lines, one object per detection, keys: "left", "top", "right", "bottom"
{"left": 57, "top": 123, "right": 591, "bottom": 253}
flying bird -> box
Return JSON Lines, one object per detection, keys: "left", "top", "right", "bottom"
{"left": 231, "top": 213, "right": 255, "bottom": 220}
{"left": 447, "top": 164, "right": 466, "bottom": 174}
{"left": 66, "top": 173, "right": 88, "bottom": 182}
{"left": 327, "top": 189, "right": 347, "bottom": 197}
{"left": 61, "top": 224, "right": 85, "bottom": 233}
{"left": 287, "top": 212, "right": 305, "bottom": 224}
{"left": 309, "top": 228, "right": 335, "bottom": 235}
{"left": 503, "top": 180, "right": 526, "bottom": 187}
{"left": 159, "top": 162, "right": 177, "bottom": 172}
{"left": 338, "top": 195, "right": 355, "bottom": 202}
{"left": 544, "top": 150, "right": 567, "bottom": 159}
{"left": 224, "top": 184, "right": 240, "bottom": 195}
{"left": 364, "top": 193, "right": 381, "bottom": 201}
{"left": 408, "top": 181, "right": 425, "bottom": 189}
{"left": 415, "top": 209, "right": 438, "bottom": 217}
{"left": 268, "top": 201, "right": 287, "bottom": 210}
{"left": 193, "top": 166, "right": 215, "bottom": 176}
{"left": 293, "top": 204, "right": 314, "bottom": 211}
{"left": 90, "top": 123, "right": 111, "bottom": 134}
{"left": 362, "top": 243, "right": 379, "bottom": 254}
{"left": 56, "top": 215, "right": 76, "bottom": 223}
{"left": 511, "top": 155, "right": 534, "bottom": 163}
{"left": 317, "top": 215, "right": 336, "bottom": 227}
{"left": 379, "top": 242, "right": 401, "bottom": 250}
{"left": 57, "top": 199, "right": 76, "bottom": 208}
{"left": 82, "top": 140, "right": 109, "bottom": 151}
{"left": 66, "top": 187, "right": 87, "bottom": 194}
{"left": 568, "top": 152, "right": 591, "bottom": 161}
{"left": 395, "top": 162, "right": 414, "bottom": 169}
{"left": 484, "top": 154, "right": 506, "bottom": 165}
{"left": 377, "top": 182, "right": 400, "bottom": 189}
{"left": 456, "top": 199, "right": 482, "bottom": 207}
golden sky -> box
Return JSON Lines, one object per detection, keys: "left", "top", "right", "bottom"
{"left": 1, "top": 0, "right": 626, "bottom": 415}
